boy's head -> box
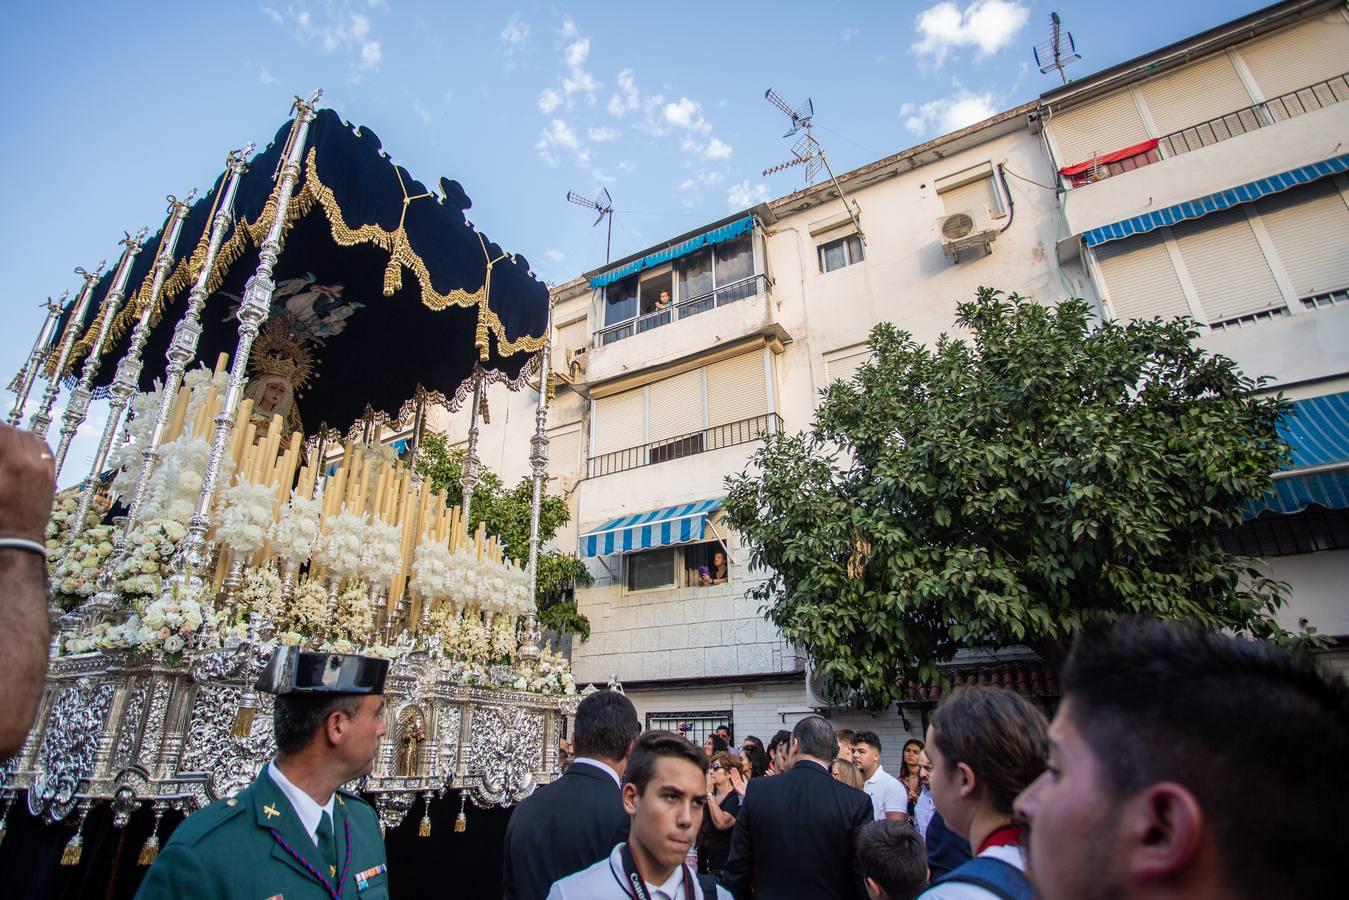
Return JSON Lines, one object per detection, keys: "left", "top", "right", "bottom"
{"left": 856, "top": 819, "right": 928, "bottom": 900}
{"left": 623, "top": 730, "right": 710, "bottom": 872}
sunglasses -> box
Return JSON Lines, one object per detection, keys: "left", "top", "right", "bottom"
{"left": 710, "top": 764, "right": 724, "bottom": 772}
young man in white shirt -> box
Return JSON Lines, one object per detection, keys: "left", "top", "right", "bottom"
{"left": 918, "top": 687, "right": 1048, "bottom": 900}
{"left": 548, "top": 730, "right": 732, "bottom": 899}
{"left": 852, "top": 730, "right": 909, "bottom": 821}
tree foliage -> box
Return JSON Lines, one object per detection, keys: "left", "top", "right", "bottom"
{"left": 414, "top": 432, "right": 593, "bottom": 635}
{"left": 724, "top": 290, "right": 1290, "bottom": 707}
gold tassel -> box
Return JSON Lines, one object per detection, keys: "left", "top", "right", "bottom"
{"left": 139, "top": 807, "right": 165, "bottom": 866}
{"left": 418, "top": 792, "right": 432, "bottom": 837}
{"left": 454, "top": 793, "right": 467, "bottom": 833}
{"left": 60, "top": 834, "right": 83, "bottom": 867}
{"left": 231, "top": 690, "right": 259, "bottom": 738}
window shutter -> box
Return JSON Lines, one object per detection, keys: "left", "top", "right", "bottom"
{"left": 554, "top": 318, "right": 588, "bottom": 368}
{"left": 1172, "top": 208, "right": 1283, "bottom": 322}
{"left": 940, "top": 176, "right": 1000, "bottom": 216}
{"left": 1094, "top": 231, "right": 1191, "bottom": 322}
{"left": 647, "top": 369, "right": 705, "bottom": 442}
{"left": 1239, "top": 13, "right": 1349, "bottom": 99}
{"left": 1048, "top": 89, "right": 1151, "bottom": 169}
{"left": 706, "top": 351, "right": 768, "bottom": 427}
{"left": 1138, "top": 53, "right": 1251, "bottom": 136}
{"left": 547, "top": 428, "right": 582, "bottom": 478}
{"left": 825, "top": 345, "right": 872, "bottom": 383}
{"left": 1256, "top": 181, "right": 1349, "bottom": 298}
{"left": 592, "top": 389, "right": 645, "bottom": 456}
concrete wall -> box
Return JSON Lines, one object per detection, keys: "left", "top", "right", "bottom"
{"left": 1264, "top": 548, "right": 1349, "bottom": 636}
{"left": 1198, "top": 304, "right": 1349, "bottom": 390}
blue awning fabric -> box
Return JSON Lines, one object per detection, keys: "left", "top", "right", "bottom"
{"left": 1243, "top": 391, "right": 1349, "bottom": 518}
{"left": 581, "top": 498, "right": 723, "bottom": 557}
{"left": 1083, "top": 154, "right": 1349, "bottom": 248}
{"left": 588, "top": 217, "right": 754, "bottom": 289}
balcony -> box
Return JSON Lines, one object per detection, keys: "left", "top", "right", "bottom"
{"left": 587, "top": 412, "right": 782, "bottom": 478}
{"left": 596, "top": 274, "right": 768, "bottom": 346}
{"left": 1160, "top": 73, "right": 1349, "bottom": 158}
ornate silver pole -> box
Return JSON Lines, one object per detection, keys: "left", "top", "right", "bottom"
{"left": 123, "top": 145, "right": 253, "bottom": 532}
{"left": 29, "top": 262, "right": 106, "bottom": 438}
{"left": 163, "top": 91, "right": 321, "bottom": 625}
{"left": 52, "top": 228, "right": 150, "bottom": 476}
{"left": 460, "top": 372, "right": 483, "bottom": 522}
{"left": 69, "top": 193, "right": 196, "bottom": 538}
{"left": 520, "top": 316, "right": 553, "bottom": 666}
{"left": 406, "top": 388, "right": 427, "bottom": 476}
{"left": 7, "top": 293, "right": 68, "bottom": 427}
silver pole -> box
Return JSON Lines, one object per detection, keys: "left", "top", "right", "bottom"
{"left": 460, "top": 372, "right": 483, "bottom": 522}
{"left": 7, "top": 292, "right": 68, "bottom": 427}
{"left": 52, "top": 228, "right": 150, "bottom": 476}
{"left": 122, "top": 145, "right": 253, "bottom": 533}
{"left": 164, "top": 91, "right": 321, "bottom": 627}
{"left": 520, "top": 316, "right": 553, "bottom": 666}
{"left": 70, "top": 193, "right": 195, "bottom": 538}
{"left": 29, "top": 262, "right": 106, "bottom": 438}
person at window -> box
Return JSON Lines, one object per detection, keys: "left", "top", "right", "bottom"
{"left": 698, "top": 751, "right": 742, "bottom": 880}
{"left": 700, "top": 551, "right": 729, "bottom": 586}
{"left": 655, "top": 289, "right": 672, "bottom": 311}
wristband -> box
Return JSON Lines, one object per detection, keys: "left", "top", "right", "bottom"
{"left": 0, "top": 538, "right": 49, "bottom": 560}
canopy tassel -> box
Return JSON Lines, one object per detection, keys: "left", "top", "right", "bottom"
{"left": 418, "top": 793, "right": 432, "bottom": 838}
{"left": 231, "top": 689, "right": 259, "bottom": 738}
{"left": 454, "top": 793, "right": 467, "bottom": 833}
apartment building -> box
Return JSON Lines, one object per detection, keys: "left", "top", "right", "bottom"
{"left": 421, "top": 0, "right": 1349, "bottom": 763}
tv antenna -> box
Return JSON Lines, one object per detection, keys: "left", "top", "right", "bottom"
{"left": 761, "top": 88, "right": 865, "bottom": 245}
{"left": 566, "top": 187, "right": 614, "bottom": 265}
{"left": 1034, "top": 12, "right": 1081, "bottom": 85}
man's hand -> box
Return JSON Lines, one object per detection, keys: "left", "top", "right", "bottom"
{"left": 0, "top": 424, "right": 56, "bottom": 541}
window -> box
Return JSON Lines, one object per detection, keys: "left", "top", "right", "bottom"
{"left": 1220, "top": 507, "right": 1349, "bottom": 557}
{"left": 602, "top": 276, "right": 638, "bottom": 345}
{"left": 819, "top": 233, "right": 864, "bottom": 273}
{"left": 645, "top": 711, "right": 732, "bottom": 746}
{"left": 824, "top": 344, "right": 872, "bottom": 384}
{"left": 638, "top": 270, "right": 674, "bottom": 333}
{"left": 937, "top": 163, "right": 1003, "bottom": 217}
{"left": 683, "top": 540, "right": 729, "bottom": 587}
{"left": 627, "top": 547, "right": 677, "bottom": 591}
{"left": 677, "top": 249, "right": 714, "bottom": 312}
{"left": 715, "top": 235, "right": 755, "bottom": 302}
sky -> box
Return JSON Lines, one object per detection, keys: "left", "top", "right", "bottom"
{"left": 1, "top": 0, "right": 1267, "bottom": 485}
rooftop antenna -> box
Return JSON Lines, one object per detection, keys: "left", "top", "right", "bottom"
{"left": 762, "top": 88, "right": 865, "bottom": 245}
{"left": 566, "top": 187, "right": 614, "bottom": 265}
{"left": 1034, "top": 12, "right": 1081, "bottom": 85}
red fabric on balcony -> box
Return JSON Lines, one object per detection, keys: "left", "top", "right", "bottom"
{"left": 1059, "top": 138, "right": 1160, "bottom": 176}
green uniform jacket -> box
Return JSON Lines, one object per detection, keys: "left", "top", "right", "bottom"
{"left": 136, "top": 766, "right": 389, "bottom": 900}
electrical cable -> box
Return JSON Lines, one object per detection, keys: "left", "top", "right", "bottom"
{"left": 1000, "top": 166, "right": 1059, "bottom": 191}
{"left": 996, "top": 163, "right": 1015, "bottom": 234}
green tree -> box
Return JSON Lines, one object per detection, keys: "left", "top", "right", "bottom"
{"left": 724, "top": 289, "right": 1290, "bottom": 708}
{"left": 414, "top": 432, "right": 592, "bottom": 637}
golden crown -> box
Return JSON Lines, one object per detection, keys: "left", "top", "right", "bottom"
{"left": 248, "top": 317, "right": 316, "bottom": 393}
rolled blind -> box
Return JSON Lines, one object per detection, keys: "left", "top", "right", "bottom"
{"left": 1094, "top": 230, "right": 1190, "bottom": 322}
{"left": 706, "top": 351, "right": 768, "bottom": 427}
{"left": 825, "top": 345, "right": 872, "bottom": 383}
{"left": 647, "top": 369, "right": 705, "bottom": 442}
{"left": 940, "top": 176, "right": 1000, "bottom": 216}
{"left": 592, "top": 389, "right": 645, "bottom": 456}
{"left": 547, "top": 428, "right": 582, "bottom": 478}
{"left": 1049, "top": 88, "right": 1151, "bottom": 169}
{"left": 554, "top": 318, "right": 588, "bottom": 369}
{"left": 1239, "top": 13, "right": 1349, "bottom": 99}
{"left": 1256, "top": 180, "right": 1349, "bottom": 298}
{"left": 1172, "top": 208, "right": 1283, "bottom": 322}
{"left": 1138, "top": 52, "right": 1251, "bottom": 136}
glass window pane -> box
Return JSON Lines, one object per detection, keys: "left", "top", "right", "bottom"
{"left": 846, "top": 235, "right": 864, "bottom": 265}
{"left": 627, "top": 548, "right": 676, "bottom": 591}
{"left": 679, "top": 249, "right": 714, "bottom": 302}
{"left": 821, "top": 239, "right": 846, "bottom": 272}
{"left": 605, "top": 276, "right": 638, "bottom": 326}
{"left": 714, "top": 235, "right": 753, "bottom": 286}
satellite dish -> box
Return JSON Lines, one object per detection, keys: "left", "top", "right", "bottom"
{"left": 942, "top": 213, "right": 975, "bottom": 240}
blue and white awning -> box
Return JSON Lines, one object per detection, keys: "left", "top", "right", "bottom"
{"left": 1084, "top": 155, "right": 1349, "bottom": 248}
{"left": 580, "top": 498, "right": 723, "bottom": 557}
{"left": 1243, "top": 391, "right": 1349, "bottom": 518}
{"left": 588, "top": 217, "right": 754, "bottom": 289}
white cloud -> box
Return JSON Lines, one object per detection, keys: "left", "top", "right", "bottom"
{"left": 261, "top": 5, "right": 283, "bottom": 25}
{"left": 841, "top": 27, "right": 860, "bottom": 41}
{"left": 588, "top": 126, "right": 619, "bottom": 142}
{"left": 703, "top": 137, "right": 732, "bottom": 160}
{"left": 264, "top": 1, "right": 385, "bottom": 75}
{"left": 607, "top": 68, "right": 640, "bottom": 117}
{"left": 617, "top": 160, "right": 636, "bottom": 172}
{"left": 360, "top": 39, "right": 382, "bottom": 68}
{"left": 536, "top": 18, "right": 600, "bottom": 111}
{"left": 536, "top": 118, "right": 587, "bottom": 167}
{"left": 259, "top": 65, "right": 278, "bottom": 84}
{"left": 727, "top": 180, "right": 771, "bottom": 209}
{"left": 545, "top": 249, "right": 565, "bottom": 262}
{"left": 663, "top": 97, "right": 711, "bottom": 133}
{"left": 538, "top": 88, "right": 563, "bottom": 113}
{"left": 912, "top": 1, "right": 1029, "bottom": 66}
{"left": 560, "top": 18, "right": 578, "bottom": 39}
{"left": 500, "top": 14, "right": 529, "bottom": 52}
{"left": 414, "top": 98, "right": 432, "bottom": 124}
{"left": 901, "top": 88, "right": 998, "bottom": 134}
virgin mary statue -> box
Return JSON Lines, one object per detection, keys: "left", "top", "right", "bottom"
{"left": 242, "top": 317, "right": 314, "bottom": 440}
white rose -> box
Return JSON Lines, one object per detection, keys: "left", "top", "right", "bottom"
{"left": 162, "top": 634, "right": 185, "bottom": 654}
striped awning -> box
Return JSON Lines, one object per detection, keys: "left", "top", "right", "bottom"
{"left": 1083, "top": 154, "right": 1349, "bottom": 248}
{"left": 588, "top": 217, "right": 754, "bottom": 289}
{"left": 1243, "top": 391, "right": 1349, "bottom": 518}
{"left": 580, "top": 498, "right": 723, "bottom": 557}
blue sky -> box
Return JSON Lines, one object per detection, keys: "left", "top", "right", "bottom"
{"left": 2, "top": 0, "right": 1265, "bottom": 483}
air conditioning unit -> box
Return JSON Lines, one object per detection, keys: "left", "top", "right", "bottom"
{"left": 938, "top": 205, "right": 998, "bottom": 263}
{"left": 805, "top": 660, "right": 859, "bottom": 709}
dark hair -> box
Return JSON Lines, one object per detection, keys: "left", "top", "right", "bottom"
{"left": 856, "top": 820, "right": 927, "bottom": 900}
{"left": 792, "top": 715, "right": 836, "bottom": 761}
{"left": 852, "top": 729, "right": 882, "bottom": 753}
{"left": 573, "top": 689, "right": 640, "bottom": 761}
{"left": 274, "top": 694, "right": 365, "bottom": 757}
{"left": 767, "top": 729, "right": 791, "bottom": 754}
{"left": 899, "top": 738, "right": 924, "bottom": 778}
{"left": 625, "top": 730, "right": 707, "bottom": 794}
{"left": 1061, "top": 617, "right": 1349, "bottom": 900}
{"left": 930, "top": 686, "right": 1048, "bottom": 815}
{"left": 715, "top": 723, "right": 732, "bottom": 739}
{"left": 705, "top": 733, "right": 729, "bottom": 754}
{"left": 741, "top": 736, "right": 769, "bottom": 777}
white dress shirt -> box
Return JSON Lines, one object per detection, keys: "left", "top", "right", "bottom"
{"left": 862, "top": 765, "right": 909, "bottom": 820}
{"left": 546, "top": 844, "right": 732, "bottom": 899}
{"left": 570, "top": 757, "right": 623, "bottom": 788}
{"left": 268, "top": 759, "right": 336, "bottom": 845}
{"left": 919, "top": 845, "right": 1026, "bottom": 900}
{"left": 914, "top": 787, "right": 936, "bottom": 837}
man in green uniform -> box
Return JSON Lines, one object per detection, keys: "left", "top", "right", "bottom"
{"left": 137, "top": 647, "right": 391, "bottom": 899}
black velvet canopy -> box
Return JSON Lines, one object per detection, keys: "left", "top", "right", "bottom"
{"left": 55, "top": 108, "right": 550, "bottom": 436}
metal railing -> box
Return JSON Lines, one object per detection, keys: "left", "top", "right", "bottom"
{"left": 596, "top": 274, "right": 768, "bottom": 347}
{"left": 587, "top": 412, "right": 781, "bottom": 477}
{"left": 1160, "top": 73, "right": 1349, "bottom": 159}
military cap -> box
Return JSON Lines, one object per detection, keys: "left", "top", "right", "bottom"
{"left": 254, "top": 645, "right": 389, "bottom": 696}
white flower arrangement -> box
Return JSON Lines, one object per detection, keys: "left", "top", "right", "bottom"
{"left": 107, "top": 383, "right": 164, "bottom": 503}
{"left": 411, "top": 541, "right": 455, "bottom": 606}
{"left": 49, "top": 523, "right": 116, "bottom": 610}
{"left": 525, "top": 646, "right": 578, "bottom": 695}
{"left": 332, "top": 582, "right": 376, "bottom": 645}
{"left": 238, "top": 565, "right": 285, "bottom": 626}
{"left": 214, "top": 478, "right": 277, "bottom": 555}
{"left": 289, "top": 575, "right": 332, "bottom": 634}
{"left": 113, "top": 518, "right": 186, "bottom": 603}
{"left": 454, "top": 609, "right": 491, "bottom": 664}
{"left": 139, "top": 435, "right": 233, "bottom": 526}
{"left": 269, "top": 493, "right": 321, "bottom": 564}
{"left": 313, "top": 511, "right": 370, "bottom": 580}
{"left": 447, "top": 549, "right": 482, "bottom": 610}
{"left": 359, "top": 522, "right": 403, "bottom": 588}
{"left": 490, "top": 614, "right": 517, "bottom": 662}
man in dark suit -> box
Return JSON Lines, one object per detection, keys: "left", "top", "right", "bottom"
{"left": 721, "top": 715, "right": 873, "bottom": 899}
{"left": 503, "top": 689, "right": 642, "bottom": 900}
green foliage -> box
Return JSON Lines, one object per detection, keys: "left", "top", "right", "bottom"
{"left": 724, "top": 289, "right": 1291, "bottom": 708}
{"left": 538, "top": 600, "right": 592, "bottom": 641}
{"left": 414, "top": 432, "right": 593, "bottom": 637}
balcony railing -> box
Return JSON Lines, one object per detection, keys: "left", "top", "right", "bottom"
{"left": 1160, "top": 73, "right": 1349, "bottom": 159}
{"left": 596, "top": 274, "right": 768, "bottom": 347}
{"left": 587, "top": 412, "right": 782, "bottom": 477}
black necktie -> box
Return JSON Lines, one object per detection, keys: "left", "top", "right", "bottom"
{"left": 316, "top": 810, "right": 337, "bottom": 880}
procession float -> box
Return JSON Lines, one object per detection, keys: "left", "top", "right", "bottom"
{"left": 1, "top": 91, "right": 579, "bottom": 897}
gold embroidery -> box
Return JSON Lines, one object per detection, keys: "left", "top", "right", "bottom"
{"left": 263, "top": 803, "right": 281, "bottom": 819}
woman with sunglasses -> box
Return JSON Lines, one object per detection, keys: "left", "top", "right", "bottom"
{"left": 697, "top": 751, "right": 742, "bottom": 881}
